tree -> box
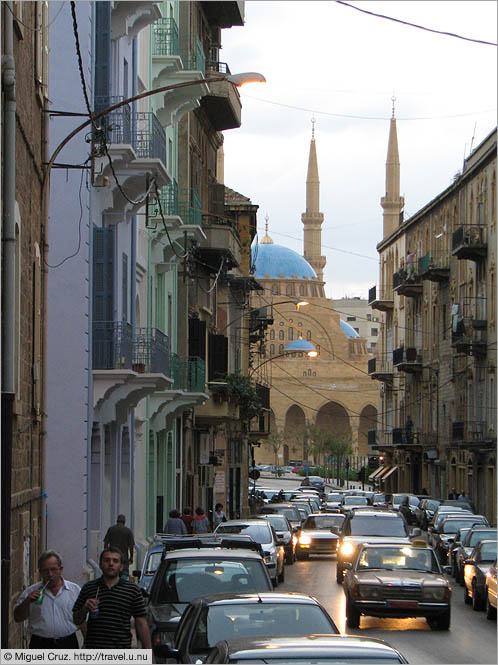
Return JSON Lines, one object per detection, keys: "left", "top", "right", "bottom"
{"left": 265, "top": 431, "right": 285, "bottom": 469}
{"left": 321, "top": 432, "right": 353, "bottom": 485}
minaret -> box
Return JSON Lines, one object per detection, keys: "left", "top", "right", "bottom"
{"left": 301, "top": 118, "right": 326, "bottom": 281}
{"left": 380, "top": 97, "right": 404, "bottom": 237}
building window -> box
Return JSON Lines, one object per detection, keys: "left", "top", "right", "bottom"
{"left": 299, "top": 284, "right": 305, "bottom": 296}
{"left": 269, "top": 329, "right": 275, "bottom": 340}
{"left": 270, "top": 344, "right": 275, "bottom": 355}
{"left": 347, "top": 316, "right": 356, "bottom": 321}
{"left": 279, "top": 330, "right": 284, "bottom": 340}
{"left": 354, "top": 328, "right": 360, "bottom": 334}
{"left": 371, "top": 328, "right": 378, "bottom": 336}
{"left": 278, "top": 344, "right": 284, "bottom": 354}
{"left": 286, "top": 284, "right": 294, "bottom": 296}
{"left": 288, "top": 327, "right": 294, "bottom": 341}
{"left": 306, "top": 330, "right": 312, "bottom": 340}
{"left": 367, "top": 313, "right": 372, "bottom": 321}
{"left": 271, "top": 283, "right": 280, "bottom": 295}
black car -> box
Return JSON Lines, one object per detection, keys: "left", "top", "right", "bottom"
{"left": 463, "top": 540, "right": 498, "bottom": 611}
{"left": 453, "top": 527, "right": 497, "bottom": 583}
{"left": 430, "top": 515, "right": 489, "bottom": 564}
{"left": 204, "top": 635, "right": 409, "bottom": 664}
{"left": 259, "top": 503, "right": 303, "bottom": 531}
{"left": 156, "top": 592, "right": 339, "bottom": 663}
{"left": 414, "top": 498, "right": 441, "bottom": 530}
{"left": 145, "top": 537, "right": 273, "bottom": 650}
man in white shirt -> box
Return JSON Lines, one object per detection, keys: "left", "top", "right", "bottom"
{"left": 14, "top": 550, "right": 83, "bottom": 648}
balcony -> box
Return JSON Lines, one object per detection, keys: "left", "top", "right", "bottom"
{"left": 368, "top": 357, "right": 393, "bottom": 382}
{"left": 376, "top": 430, "right": 395, "bottom": 448}
{"left": 393, "top": 346, "right": 422, "bottom": 373}
{"left": 452, "top": 225, "right": 487, "bottom": 261}
{"left": 111, "top": 1, "right": 162, "bottom": 41}
{"left": 452, "top": 421, "right": 496, "bottom": 448}
{"left": 368, "top": 285, "right": 393, "bottom": 311}
{"left": 392, "top": 267, "right": 423, "bottom": 297}
{"left": 451, "top": 318, "right": 487, "bottom": 356}
{"left": 92, "top": 322, "right": 171, "bottom": 425}
{"left": 200, "top": 61, "right": 242, "bottom": 131}
{"left": 200, "top": 1, "right": 244, "bottom": 28}
{"left": 417, "top": 251, "right": 450, "bottom": 283}
{"left": 196, "top": 213, "right": 241, "bottom": 271}
{"left": 170, "top": 354, "right": 206, "bottom": 393}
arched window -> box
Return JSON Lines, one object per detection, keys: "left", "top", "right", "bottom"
{"left": 270, "top": 329, "right": 275, "bottom": 340}
{"left": 286, "top": 284, "right": 294, "bottom": 296}
{"left": 288, "top": 327, "right": 294, "bottom": 340}
{"left": 278, "top": 344, "right": 284, "bottom": 354}
{"left": 272, "top": 283, "right": 280, "bottom": 295}
{"left": 270, "top": 344, "right": 275, "bottom": 355}
{"left": 299, "top": 284, "right": 305, "bottom": 296}
{"left": 279, "top": 329, "right": 284, "bottom": 340}
{"left": 306, "top": 330, "right": 312, "bottom": 340}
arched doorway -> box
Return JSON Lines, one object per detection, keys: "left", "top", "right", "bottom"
{"left": 358, "top": 404, "right": 377, "bottom": 456}
{"left": 284, "top": 405, "right": 306, "bottom": 464}
{"left": 315, "top": 402, "right": 351, "bottom": 440}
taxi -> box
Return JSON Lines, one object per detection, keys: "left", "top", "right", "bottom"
{"left": 343, "top": 542, "right": 452, "bottom": 630}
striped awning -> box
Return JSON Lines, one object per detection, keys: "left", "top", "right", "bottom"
{"left": 380, "top": 465, "right": 399, "bottom": 481}
{"left": 368, "top": 466, "right": 387, "bottom": 480}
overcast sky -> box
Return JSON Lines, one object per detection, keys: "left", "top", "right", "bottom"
{"left": 221, "top": 1, "right": 497, "bottom": 299}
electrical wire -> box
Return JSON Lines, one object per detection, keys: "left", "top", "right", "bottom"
{"left": 6, "top": 0, "right": 66, "bottom": 32}
{"left": 335, "top": 1, "right": 498, "bottom": 47}
{"left": 152, "top": 181, "right": 190, "bottom": 260}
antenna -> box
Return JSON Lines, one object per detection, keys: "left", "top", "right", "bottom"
{"left": 469, "top": 122, "right": 477, "bottom": 154}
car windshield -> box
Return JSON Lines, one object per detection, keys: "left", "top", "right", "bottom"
{"left": 344, "top": 497, "right": 369, "bottom": 505}
{"left": 145, "top": 551, "right": 162, "bottom": 575}
{"left": 442, "top": 519, "right": 486, "bottom": 534}
{"left": 350, "top": 516, "right": 408, "bottom": 537}
{"left": 156, "top": 559, "right": 270, "bottom": 603}
{"left": 261, "top": 516, "right": 288, "bottom": 531}
{"left": 373, "top": 494, "right": 386, "bottom": 502}
{"left": 264, "top": 507, "right": 301, "bottom": 522}
{"left": 215, "top": 524, "right": 272, "bottom": 544}
{"left": 191, "top": 604, "right": 337, "bottom": 653}
{"left": 304, "top": 515, "right": 345, "bottom": 530}
{"left": 357, "top": 547, "right": 439, "bottom": 572}
{"left": 468, "top": 530, "right": 497, "bottom": 546}
{"left": 424, "top": 500, "right": 440, "bottom": 511}
{"left": 477, "top": 542, "right": 497, "bottom": 562}
{"left": 327, "top": 494, "right": 343, "bottom": 502}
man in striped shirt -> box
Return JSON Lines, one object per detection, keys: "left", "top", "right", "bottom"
{"left": 73, "top": 548, "right": 152, "bottom": 650}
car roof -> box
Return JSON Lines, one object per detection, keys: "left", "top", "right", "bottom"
{"left": 220, "top": 634, "right": 405, "bottom": 658}
{"left": 307, "top": 512, "right": 344, "bottom": 518}
{"left": 217, "top": 519, "right": 271, "bottom": 526}
{"left": 193, "top": 592, "right": 323, "bottom": 607}
{"left": 164, "top": 549, "right": 264, "bottom": 560}
{"left": 349, "top": 509, "right": 400, "bottom": 518}
{"left": 261, "top": 503, "right": 300, "bottom": 509}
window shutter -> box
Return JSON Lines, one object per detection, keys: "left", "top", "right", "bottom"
{"left": 93, "top": 227, "right": 115, "bottom": 322}
{"left": 188, "top": 318, "right": 206, "bottom": 360}
{"left": 208, "top": 333, "right": 228, "bottom": 381}
{"left": 122, "top": 253, "right": 128, "bottom": 322}
{"left": 95, "top": 1, "right": 111, "bottom": 110}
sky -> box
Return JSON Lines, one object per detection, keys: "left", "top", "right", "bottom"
{"left": 220, "top": 1, "right": 497, "bottom": 299}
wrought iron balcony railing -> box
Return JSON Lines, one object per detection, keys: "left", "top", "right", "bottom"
{"left": 452, "top": 225, "right": 487, "bottom": 260}
{"left": 93, "top": 321, "right": 133, "bottom": 370}
{"left": 452, "top": 421, "right": 493, "bottom": 444}
{"left": 133, "top": 327, "right": 169, "bottom": 375}
{"left": 417, "top": 251, "right": 450, "bottom": 282}
{"left": 170, "top": 354, "right": 206, "bottom": 392}
{"left": 152, "top": 17, "right": 179, "bottom": 56}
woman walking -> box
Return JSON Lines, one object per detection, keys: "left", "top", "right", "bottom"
{"left": 192, "top": 507, "right": 211, "bottom": 534}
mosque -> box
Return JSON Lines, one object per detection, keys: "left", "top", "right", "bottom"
{"left": 250, "top": 123, "right": 377, "bottom": 465}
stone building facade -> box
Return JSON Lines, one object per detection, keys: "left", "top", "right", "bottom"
{"left": 1, "top": 1, "right": 49, "bottom": 647}
{"left": 368, "top": 114, "right": 496, "bottom": 523}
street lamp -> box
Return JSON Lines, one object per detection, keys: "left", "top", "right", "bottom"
{"left": 42, "top": 71, "right": 266, "bottom": 200}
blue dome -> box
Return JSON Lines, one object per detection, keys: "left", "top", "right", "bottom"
{"left": 340, "top": 320, "right": 360, "bottom": 338}
{"left": 252, "top": 243, "right": 317, "bottom": 280}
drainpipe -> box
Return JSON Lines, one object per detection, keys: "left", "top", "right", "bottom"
{"left": 1, "top": 1, "right": 16, "bottom": 648}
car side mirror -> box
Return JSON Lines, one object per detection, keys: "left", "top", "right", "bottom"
{"left": 344, "top": 562, "right": 353, "bottom": 570}
{"left": 132, "top": 570, "right": 141, "bottom": 579}
{"left": 442, "top": 566, "right": 452, "bottom": 575}
{"left": 410, "top": 527, "right": 422, "bottom": 537}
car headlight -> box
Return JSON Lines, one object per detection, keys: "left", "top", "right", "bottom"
{"left": 358, "top": 585, "right": 381, "bottom": 599}
{"left": 422, "top": 586, "right": 448, "bottom": 601}
{"left": 340, "top": 542, "right": 355, "bottom": 557}
{"left": 299, "top": 534, "right": 311, "bottom": 545}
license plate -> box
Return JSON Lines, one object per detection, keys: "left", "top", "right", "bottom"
{"left": 386, "top": 600, "right": 419, "bottom": 608}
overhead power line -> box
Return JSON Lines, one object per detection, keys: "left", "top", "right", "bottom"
{"left": 335, "top": 1, "right": 497, "bottom": 47}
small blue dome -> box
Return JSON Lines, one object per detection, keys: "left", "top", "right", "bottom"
{"left": 252, "top": 243, "right": 317, "bottom": 280}
{"left": 340, "top": 320, "right": 360, "bottom": 338}
{"left": 285, "top": 339, "right": 317, "bottom": 352}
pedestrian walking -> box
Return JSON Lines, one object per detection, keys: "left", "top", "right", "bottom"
{"left": 14, "top": 550, "right": 82, "bottom": 649}
{"left": 181, "top": 507, "right": 194, "bottom": 534}
{"left": 73, "top": 548, "right": 152, "bottom": 650}
{"left": 192, "top": 506, "right": 211, "bottom": 533}
{"left": 103, "top": 514, "right": 135, "bottom": 580}
{"left": 448, "top": 488, "right": 458, "bottom": 500}
{"left": 458, "top": 490, "right": 467, "bottom": 501}
{"left": 164, "top": 509, "right": 188, "bottom": 535}
{"left": 212, "top": 503, "right": 227, "bottom": 527}
{"left": 399, "top": 496, "right": 412, "bottom": 524}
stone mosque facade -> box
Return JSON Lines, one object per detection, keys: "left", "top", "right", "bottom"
{"left": 250, "top": 126, "right": 377, "bottom": 465}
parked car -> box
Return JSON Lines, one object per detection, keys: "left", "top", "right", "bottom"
{"left": 414, "top": 498, "right": 441, "bottom": 530}
{"left": 252, "top": 513, "right": 297, "bottom": 564}
{"left": 430, "top": 515, "right": 490, "bottom": 564}
{"left": 145, "top": 537, "right": 273, "bottom": 650}
{"left": 259, "top": 503, "right": 304, "bottom": 532}
{"left": 204, "top": 635, "right": 409, "bottom": 664}
{"left": 453, "top": 527, "right": 497, "bottom": 583}
{"left": 336, "top": 509, "right": 420, "bottom": 583}
{"left": 343, "top": 543, "right": 452, "bottom": 630}
{"left": 485, "top": 559, "right": 497, "bottom": 620}
{"left": 214, "top": 520, "right": 285, "bottom": 586}
{"left": 325, "top": 492, "right": 344, "bottom": 512}
{"left": 430, "top": 504, "right": 473, "bottom": 527}
{"left": 296, "top": 513, "right": 345, "bottom": 560}
{"left": 156, "top": 593, "right": 339, "bottom": 663}
{"left": 134, "top": 535, "right": 171, "bottom": 591}
{"left": 389, "top": 493, "right": 421, "bottom": 522}
{"left": 463, "top": 540, "right": 498, "bottom": 610}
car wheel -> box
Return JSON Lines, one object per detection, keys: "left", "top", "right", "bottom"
{"left": 278, "top": 564, "right": 285, "bottom": 584}
{"left": 272, "top": 574, "right": 278, "bottom": 588}
{"left": 463, "top": 582, "right": 471, "bottom": 605}
{"left": 286, "top": 549, "right": 295, "bottom": 565}
{"left": 346, "top": 595, "right": 360, "bottom": 629}
{"left": 486, "top": 591, "right": 497, "bottom": 620}
{"left": 336, "top": 563, "right": 344, "bottom": 584}
{"left": 435, "top": 608, "right": 451, "bottom": 630}
{"left": 472, "top": 580, "right": 485, "bottom": 611}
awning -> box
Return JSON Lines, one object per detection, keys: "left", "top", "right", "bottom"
{"left": 368, "top": 466, "right": 386, "bottom": 480}
{"left": 375, "top": 466, "right": 392, "bottom": 480}
{"left": 380, "top": 465, "right": 399, "bottom": 481}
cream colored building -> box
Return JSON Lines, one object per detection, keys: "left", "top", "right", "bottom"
{"left": 369, "top": 113, "right": 496, "bottom": 523}
{"left": 333, "top": 297, "right": 381, "bottom": 354}
{"left": 250, "top": 128, "right": 376, "bottom": 465}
